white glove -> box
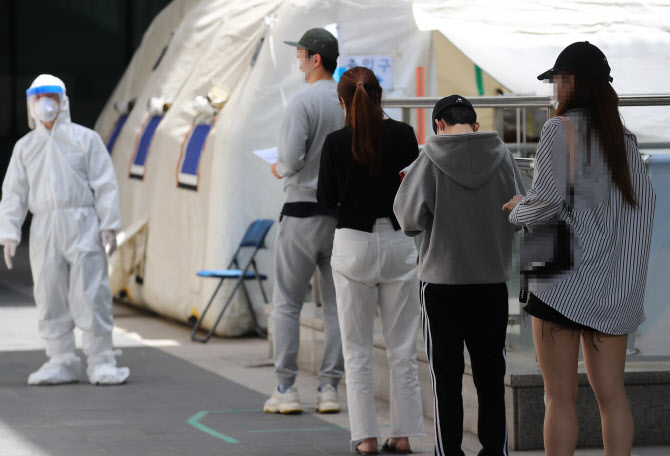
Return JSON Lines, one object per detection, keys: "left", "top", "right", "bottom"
{"left": 101, "top": 230, "right": 117, "bottom": 256}
{"left": 3, "top": 241, "right": 17, "bottom": 270}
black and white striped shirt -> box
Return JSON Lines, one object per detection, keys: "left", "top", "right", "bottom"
{"left": 509, "top": 110, "right": 656, "bottom": 335}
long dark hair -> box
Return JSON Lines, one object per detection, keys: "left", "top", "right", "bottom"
{"left": 337, "top": 66, "right": 385, "bottom": 174}
{"left": 555, "top": 76, "right": 637, "bottom": 207}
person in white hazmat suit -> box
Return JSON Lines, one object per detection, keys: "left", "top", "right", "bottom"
{"left": 0, "top": 74, "right": 129, "bottom": 385}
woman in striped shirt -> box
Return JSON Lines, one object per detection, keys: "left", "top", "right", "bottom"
{"left": 503, "top": 42, "right": 655, "bottom": 455}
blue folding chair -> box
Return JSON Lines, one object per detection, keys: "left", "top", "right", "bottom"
{"left": 191, "top": 219, "right": 274, "bottom": 343}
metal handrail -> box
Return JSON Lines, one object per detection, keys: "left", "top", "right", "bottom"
{"left": 384, "top": 94, "right": 670, "bottom": 150}
{"left": 383, "top": 94, "right": 670, "bottom": 109}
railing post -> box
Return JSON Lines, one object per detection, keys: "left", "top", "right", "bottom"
{"left": 402, "top": 107, "right": 410, "bottom": 125}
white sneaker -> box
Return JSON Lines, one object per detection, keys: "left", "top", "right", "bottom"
{"left": 263, "top": 386, "right": 303, "bottom": 414}
{"left": 87, "top": 351, "right": 130, "bottom": 385}
{"left": 28, "top": 354, "right": 81, "bottom": 385}
{"left": 316, "top": 384, "right": 340, "bottom": 413}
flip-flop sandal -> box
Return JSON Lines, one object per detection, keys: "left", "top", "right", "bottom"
{"left": 356, "top": 443, "right": 379, "bottom": 455}
{"left": 381, "top": 439, "right": 413, "bottom": 454}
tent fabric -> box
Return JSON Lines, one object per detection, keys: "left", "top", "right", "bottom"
{"left": 95, "top": 0, "right": 199, "bottom": 142}
{"left": 96, "top": 0, "right": 433, "bottom": 336}
{"left": 413, "top": 0, "right": 670, "bottom": 142}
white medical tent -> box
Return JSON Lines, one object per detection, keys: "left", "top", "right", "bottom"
{"left": 99, "top": 0, "right": 670, "bottom": 340}
{"left": 96, "top": 0, "right": 434, "bottom": 336}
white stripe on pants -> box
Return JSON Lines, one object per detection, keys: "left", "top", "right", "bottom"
{"left": 331, "top": 219, "right": 424, "bottom": 443}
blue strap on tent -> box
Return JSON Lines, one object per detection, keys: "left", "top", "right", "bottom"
{"left": 181, "top": 124, "right": 211, "bottom": 175}
{"left": 106, "top": 114, "right": 129, "bottom": 154}
{"left": 130, "top": 115, "right": 162, "bottom": 178}
{"left": 26, "top": 85, "right": 64, "bottom": 96}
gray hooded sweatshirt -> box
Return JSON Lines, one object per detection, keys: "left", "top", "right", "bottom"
{"left": 393, "top": 132, "right": 524, "bottom": 285}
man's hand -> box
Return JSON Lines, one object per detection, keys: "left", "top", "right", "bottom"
{"left": 3, "top": 241, "right": 17, "bottom": 270}
{"left": 101, "top": 230, "right": 117, "bottom": 256}
{"left": 271, "top": 163, "right": 283, "bottom": 179}
{"left": 502, "top": 195, "right": 525, "bottom": 212}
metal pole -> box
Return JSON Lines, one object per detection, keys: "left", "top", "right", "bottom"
{"left": 515, "top": 108, "right": 521, "bottom": 155}
{"left": 383, "top": 94, "right": 670, "bottom": 109}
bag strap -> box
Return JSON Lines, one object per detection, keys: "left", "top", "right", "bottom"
{"left": 559, "top": 116, "right": 576, "bottom": 223}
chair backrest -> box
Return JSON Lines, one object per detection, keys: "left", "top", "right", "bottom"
{"left": 240, "top": 219, "right": 274, "bottom": 248}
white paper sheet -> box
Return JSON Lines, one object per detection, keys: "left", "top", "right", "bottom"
{"left": 253, "top": 146, "right": 278, "bottom": 164}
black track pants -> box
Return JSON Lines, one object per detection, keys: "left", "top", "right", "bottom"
{"left": 420, "top": 282, "right": 509, "bottom": 456}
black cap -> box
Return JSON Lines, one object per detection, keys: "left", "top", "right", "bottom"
{"left": 284, "top": 28, "right": 339, "bottom": 61}
{"left": 431, "top": 95, "right": 476, "bottom": 133}
{"left": 537, "top": 41, "right": 613, "bottom": 82}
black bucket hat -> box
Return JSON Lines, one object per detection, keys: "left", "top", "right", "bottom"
{"left": 284, "top": 28, "right": 339, "bottom": 61}
{"left": 537, "top": 41, "right": 613, "bottom": 82}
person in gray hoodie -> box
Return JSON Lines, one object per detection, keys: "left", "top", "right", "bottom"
{"left": 393, "top": 95, "right": 524, "bottom": 456}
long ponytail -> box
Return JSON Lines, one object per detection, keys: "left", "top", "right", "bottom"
{"left": 338, "top": 67, "right": 385, "bottom": 174}
{"left": 555, "top": 76, "right": 637, "bottom": 207}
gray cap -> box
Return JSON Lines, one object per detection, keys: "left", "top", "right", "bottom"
{"left": 284, "top": 28, "right": 339, "bottom": 61}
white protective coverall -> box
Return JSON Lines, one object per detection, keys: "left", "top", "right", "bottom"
{"left": 0, "top": 75, "right": 129, "bottom": 385}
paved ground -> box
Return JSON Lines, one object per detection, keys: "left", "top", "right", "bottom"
{"left": 0, "top": 244, "right": 668, "bottom": 455}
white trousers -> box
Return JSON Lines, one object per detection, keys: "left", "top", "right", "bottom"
{"left": 331, "top": 219, "right": 424, "bottom": 443}
{"left": 30, "top": 207, "right": 115, "bottom": 359}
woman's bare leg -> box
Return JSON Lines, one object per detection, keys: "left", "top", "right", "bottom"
{"left": 582, "top": 333, "right": 633, "bottom": 456}
{"left": 532, "top": 317, "right": 581, "bottom": 456}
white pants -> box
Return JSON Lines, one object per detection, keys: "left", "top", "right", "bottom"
{"left": 30, "top": 207, "right": 115, "bottom": 359}
{"left": 331, "top": 219, "right": 424, "bottom": 443}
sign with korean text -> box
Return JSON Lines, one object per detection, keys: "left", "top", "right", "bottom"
{"left": 342, "top": 55, "right": 393, "bottom": 90}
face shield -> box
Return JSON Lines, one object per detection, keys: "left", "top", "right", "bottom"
{"left": 26, "top": 83, "right": 64, "bottom": 129}
{"left": 26, "top": 75, "right": 66, "bottom": 128}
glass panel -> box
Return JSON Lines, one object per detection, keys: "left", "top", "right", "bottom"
{"left": 506, "top": 160, "right": 535, "bottom": 353}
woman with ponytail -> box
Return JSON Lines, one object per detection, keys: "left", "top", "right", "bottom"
{"left": 317, "top": 66, "right": 424, "bottom": 455}
{"left": 504, "top": 42, "right": 656, "bottom": 455}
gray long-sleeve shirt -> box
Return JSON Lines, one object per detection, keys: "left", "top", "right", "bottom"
{"left": 275, "top": 79, "right": 344, "bottom": 203}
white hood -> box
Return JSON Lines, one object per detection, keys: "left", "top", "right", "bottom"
{"left": 26, "top": 74, "right": 71, "bottom": 131}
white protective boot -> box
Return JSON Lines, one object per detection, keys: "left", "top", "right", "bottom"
{"left": 84, "top": 331, "right": 130, "bottom": 385}
{"left": 28, "top": 353, "right": 81, "bottom": 385}
{"left": 87, "top": 350, "right": 129, "bottom": 385}
{"left": 28, "top": 332, "right": 81, "bottom": 385}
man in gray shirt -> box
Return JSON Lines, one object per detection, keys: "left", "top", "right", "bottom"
{"left": 264, "top": 28, "right": 345, "bottom": 415}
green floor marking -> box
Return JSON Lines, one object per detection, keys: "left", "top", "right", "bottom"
{"left": 188, "top": 409, "right": 389, "bottom": 442}
{"left": 187, "top": 411, "right": 241, "bottom": 443}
